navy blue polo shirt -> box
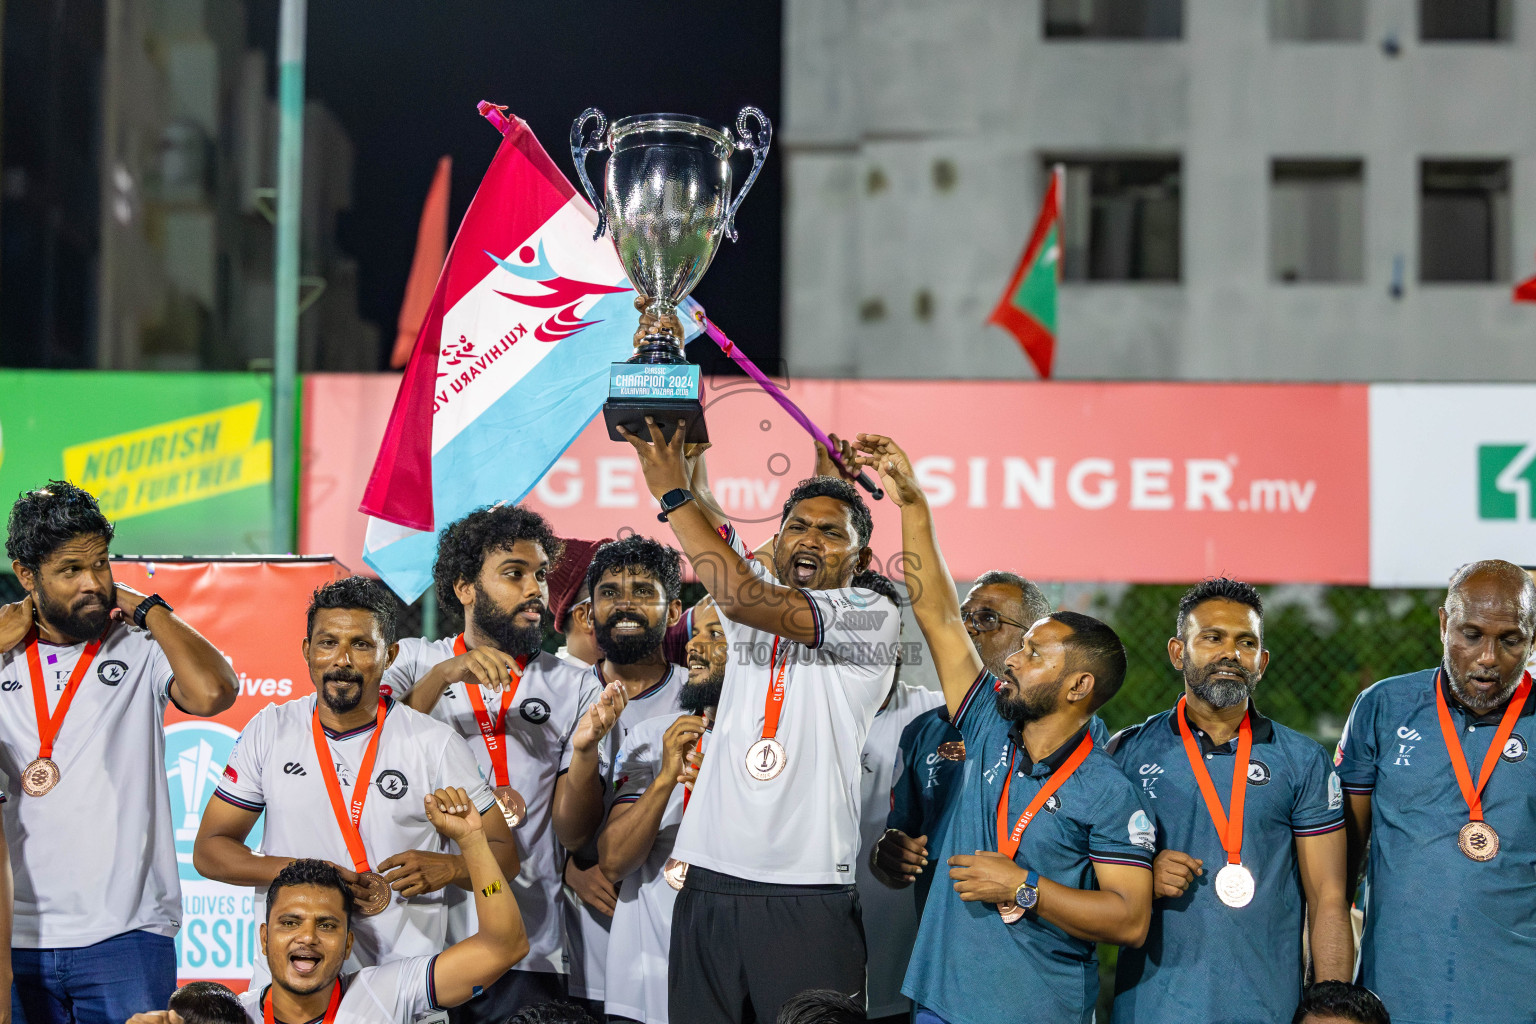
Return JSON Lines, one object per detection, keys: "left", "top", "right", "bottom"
{"left": 887, "top": 706, "right": 965, "bottom": 914}
{"left": 1107, "top": 703, "right": 1343, "bottom": 1024}
{"left": 1338, "top": 668, "right": 1536, "bottom": 1024}
{"left": 903, "top": 671, "right": 1154, "bottom": 1024}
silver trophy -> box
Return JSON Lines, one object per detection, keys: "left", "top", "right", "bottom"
{"left": 572, "top": 107, "right": 772, "bottom": 442}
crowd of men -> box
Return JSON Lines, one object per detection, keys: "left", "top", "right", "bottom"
{"left": 0, "top": 420, "right": 1532, "bottom": 1024}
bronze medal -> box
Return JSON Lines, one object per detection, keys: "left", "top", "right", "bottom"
{"left": 21, "top": 757, "right": 59, "bottom": 797}
{"left": 996, "top": 901, "right": 1024, "bottom": 924}
{"left": 936, "top": 741, "right": 966, "bottom": 762}
{"left": 663, "top": 857, "right": 690, "bottom": 891}
{"left": 355, "top": 871, "right": 392, "bottom": 916}
{"left": 745, "top": 737, "right": 786, "bottom": 781}
{"left": 494, "top": 785, "right": 527, "bottom": 830}
{"left": 1458, "top": 820, "right": 1499, "bottom": 862}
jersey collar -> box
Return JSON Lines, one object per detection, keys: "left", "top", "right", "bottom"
{"left": 321, "top": 696, "right": 394, "bottom": 740}
{"left": 1011, "top": 719, "right": 1093, "bottom": 778}
{"left": 1163, "top": 699, "right": 1275, "bottom": 753}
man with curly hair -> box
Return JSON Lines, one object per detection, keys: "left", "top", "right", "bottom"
{"left": 0, "top": 481, "right": 237, "bottom": 1024}
{"left": 388, "top": 505, "right": 627, "bottom": 1020}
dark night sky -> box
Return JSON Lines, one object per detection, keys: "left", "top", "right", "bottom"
{"left": 246, "top": 1, "right": 784, "bottom": 373}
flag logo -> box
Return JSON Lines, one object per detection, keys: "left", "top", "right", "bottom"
{"left": 1478, "top": 443, "right": 1536, "bottom": 520}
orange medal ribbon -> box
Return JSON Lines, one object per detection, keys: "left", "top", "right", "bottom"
{"left": 1433, "top": 670, "right": 1531, "bottom": 826}
{"left": 996, "top": 731, "right": 1095, "bottom": 858}
{"left": 1175, "top": 696, "right": 1253, "bottom": 867}
{"left": 761, "top": 636, "right": 790, "bottom": 743}
{"left": 24, "top": 625, "right": 107, "bottom": 761}
{"left": 263, "top": 978, "right": 342, "bottom": 1024}
{"left": 454, "top": 634, "right": 525, "bottom": 787}
{"left": 311, "top": 700, "right": 388, "bottom": 873}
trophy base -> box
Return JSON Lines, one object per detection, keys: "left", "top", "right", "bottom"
{"left": 604, "top": 361, "right": 708, "bottom": 443}
{"left": 604, "top": 398, "right": 707, "bottom": 444}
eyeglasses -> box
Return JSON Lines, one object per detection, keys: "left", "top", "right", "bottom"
{"left": 962, "top": 609, "right": 1030, "bottom": 634}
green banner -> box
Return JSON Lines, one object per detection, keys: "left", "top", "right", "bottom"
{"left": 0, "top": 371, "right": 274, "bottom": 556}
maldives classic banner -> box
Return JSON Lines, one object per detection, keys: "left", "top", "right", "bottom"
{"left": 112, "top": 557, "right": 346, "bottom": 989}
{"left": 308, "top": 375, "right": 1371, "bottom": 585}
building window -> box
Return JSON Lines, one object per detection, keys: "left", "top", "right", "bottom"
{"left": 1419, "top": 160, "right": 1510, "bottom": 282}
{"left": 1270, "top": 160, "right": 1365, "bottom": 283}
{"left": 1420, "top": 0, "right": 1510, "bottom": 41}
{"left": 1051, "top": 158, "right": 1181, "bottom": 281}
{"left": 1044, "top": 0, "right": 1182, "bottom": 39}
{"left": 1270, "top": 0, "right": 1365, "bottom": 41}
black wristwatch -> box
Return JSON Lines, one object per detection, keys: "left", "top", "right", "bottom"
{"left": 656, "top": 488, "right": 695, "bottom": 522}
{"left": 133, "top": 593, "right": 173, "bottom": 629}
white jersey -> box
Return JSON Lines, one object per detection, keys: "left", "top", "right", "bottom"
{"left": 0, "top": 623, "right": 181, "bottom": 947}
{"left": 216, "top": 695, "right": 493, "bottom": 985}
{"left": 564, "top": 661, "right": 688, "bottom": 1001}
{"left": 671, "top": 525, "right": 901, "bottom": 885}
{"left": 603, "top": 712, "right": 708, "bottom": 1024}
{"left": 857, "top": 681, "right": 944, "bottom": 1017}
{"left": 238, "top": 955, "right": 440, "bottom": 1024}
{"left": 388, "top": 638, "right": 600, "bottom": 975}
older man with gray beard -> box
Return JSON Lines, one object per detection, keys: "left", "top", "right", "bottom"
{"left": 1106, "top": 578, "right": 1352, "bottom": 1024}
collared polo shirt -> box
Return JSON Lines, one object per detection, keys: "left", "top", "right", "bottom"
{"left": 1107, "top": 703, "right": 1343, "bottom": 1024}
{"left": 887, "top": 706, "right": 965, "bottom": 915}
{"left": 903, "top": 671, "right": 1154, "bottom": 1024}
{"left": 1338, "top": 668, "right": 1536, "bottom": 1024}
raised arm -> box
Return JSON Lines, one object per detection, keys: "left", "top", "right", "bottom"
{"left": 620, "top": 419, "right": 818, "bottom": 644}
{"left": 852, "top": 434, "right": 984, "bottom": 714}
{"left": 598, "top": 715, "right": 704, "bottom": 882}
{"left": 1296, "top": 828, "right": 1353, "bottom": 981}
{"left": 426, "top": 789, "right": 529, "bottom": 1007}
{"left": 114, "top": 583, "right": 237, "bottom": 716}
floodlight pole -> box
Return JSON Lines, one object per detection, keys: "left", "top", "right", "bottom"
{"left": 272, "top": 0, "right": 307, "bottom": 553}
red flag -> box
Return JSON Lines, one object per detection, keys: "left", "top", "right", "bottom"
{"left": 987, "top": 168, "right": 1061, "bottom": 379}
{"left": 1515, "top": 272, "right": 1536, "bottom": 302}
{"left": 390, "top": 156, "right": 451, "bottom": 368}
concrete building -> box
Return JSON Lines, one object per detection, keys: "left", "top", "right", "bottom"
{"left": 2, "top": 0, "right": 377, "bottom": 371}
{"left": 782, "top": 0, "right": 1536, "bottom": 381}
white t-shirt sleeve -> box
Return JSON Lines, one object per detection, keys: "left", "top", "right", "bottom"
{"left": 214, "top": 710, "right": 269, "bottom": 811}
{"left": 435, "top": 730, "right": 498, "bottom": 815}
{"left": 146, "top": 635, "right": 176, "bottom": 711}
{"left": 613, "top": 725, "right": 663, "bottom": 804}
{"left": 354, "top": 954, "right": 442, "bottom": 1018}
{"left": 380, "top": 638, "right": 426, "bottom": 701}
{"left": 802, "top": 587, "right": 900, "bottom": 666}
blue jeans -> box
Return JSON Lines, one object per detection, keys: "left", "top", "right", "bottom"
{"left": 12, "top": 931, "right": 177, "bottom": 1024}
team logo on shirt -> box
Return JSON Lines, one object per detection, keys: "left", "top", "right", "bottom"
{"left": 1044, "top": 794, "right": 1061, "bottom": 814}
{"left": 1128, "top": 810, "right": 1156, "bottom": 852}
{"left": 1246, "top": 760, "right": 1271, "bottom": 786}
{"left": 1328, "top": 772, "right": 1343, "bottom": 811}
{"left": 520, "top": 698, "right": 551, "bottom": 724}
{"left": 1502, "top": 734, "right": 1527, "bottom": 763}
{"left": 831, "top": 607, "right": 889, "bottom": 632}
{"left": 375, "top": 769, "right": 410, "bottom": 799}
{"left": 0, "top": 679, "right": 20, "bottom": 692}
{"left": 96, "top": 660, "right": 128, "bottom": 685}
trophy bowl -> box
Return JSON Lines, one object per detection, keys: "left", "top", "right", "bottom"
{"left": 572, "top": 107, "right": 771, "bottom": 442}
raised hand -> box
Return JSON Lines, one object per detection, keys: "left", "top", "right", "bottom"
{"left": 0, "top": 593, "right": 34, "bottom": 652}
{"left": 616, "top": 418, "right": 691, "bottom": 500}
{"left": 424, "top": 786, "right": 483, "bottom": 844}
{"left": 814, "top": 432, "right": 857, "bottom": 481}
{"left": 443, "top": 645, "right": 523, "bottom": 692}
{"left": 851, "top": 434, "right": 923, "bottom": 507}
{"left": 660, "top": 714, "right": 706, "bottom": 784}
{"left": 572, "top": 682, "right": 630, "bottom": 752}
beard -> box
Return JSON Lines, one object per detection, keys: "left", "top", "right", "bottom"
{"left": 1444, "top": 657, "right": 1522, "bottom": 714}
{"left": 678, "top": 670, "right": 725, "bottom": 715}
{"left": 36, "top": 585, "right": 110, "bottom": 642}
{"left": 474, "top": 584, "right": 549, "bottom": 660}
{"left": 594, "top": 611, "right": 667, "bottom": 665}
{"left": 1184, "top": 657, "right": 1258, "bottom": 709}
{"left": 994, "top": 671, "right": 1061, "bottom": 725}
{"left": 320, "top": 667, "right": 365, "bottom": 714}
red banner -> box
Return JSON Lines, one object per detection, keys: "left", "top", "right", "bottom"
{"left": 302, "top": 375, "right": 1370, "bottom": 585}
{"left": 114, "top": 557, "right": 345, "bottom": 987}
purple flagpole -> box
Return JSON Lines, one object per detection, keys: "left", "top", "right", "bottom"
{"left": 691, "top": 307, "right": 884, "bottom": 501}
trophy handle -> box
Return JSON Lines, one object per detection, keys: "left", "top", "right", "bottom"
{"left": 723, "top": 107, "right": 772, "bottom": 243}
{"left": 570, "top": 108, "right": 610, "bottom": 241}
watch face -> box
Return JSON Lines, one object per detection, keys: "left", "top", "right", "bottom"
{"left": 1017, "top": 885, "right": 1038, "bottom": 910}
